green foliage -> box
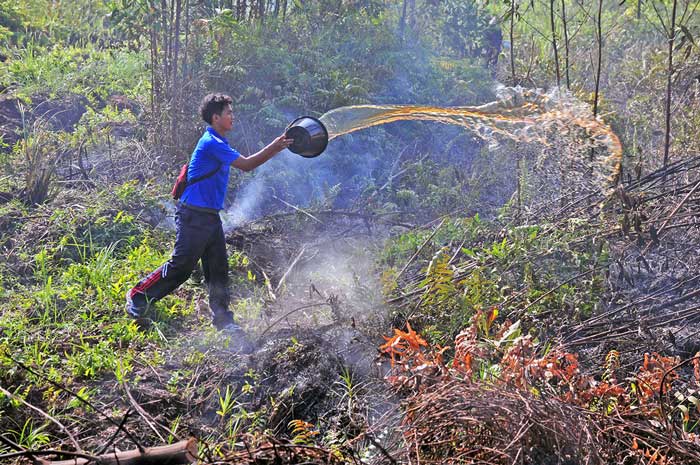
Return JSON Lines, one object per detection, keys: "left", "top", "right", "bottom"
{"left": 0, "top": 43, "right": 147, "bottom": 100}
{"left": 0, "top": 192, "right": 174, "bottom": 434}
{"left": 8, "top": 419, "right": 50, "bottom": 449}
{"left": 15, "top": 104, "right": 70, "bottom": 205}
{"left": 216, "top": 385, "right": 237, "bottom": 419}
{"left": 384, "top": 214, "right": 609, "bottom": 345}
{"left": 0, "top": 0, "right": 26, "bottom": 43}
{"left": 1, "top": 0, "right": 112, "bottom": 46}
{"left": 381, "top": 216, "right": 484, "bottom": 267}
{"left": 425, "top": 0, "right": 501, "bottom": 61}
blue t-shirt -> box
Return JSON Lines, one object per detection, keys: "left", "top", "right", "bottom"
{"left": 180, "top": 127, "right": 240, "bottom": 210}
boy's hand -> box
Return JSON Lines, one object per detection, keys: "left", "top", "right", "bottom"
{"left": 270, "top": 134, "right": 294, "bottom": 153}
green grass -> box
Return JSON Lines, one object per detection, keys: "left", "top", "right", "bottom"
{"left": 0, "top": 187, "right": 175, "bottom": 430}
{"left": 0, "top": 42, "right": 148, "bottom": 101}
{"left": 0, "top": 176, "right": 275, "bottom": 424}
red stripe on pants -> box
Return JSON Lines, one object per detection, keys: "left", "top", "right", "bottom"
{"left": 130, "top": 266, "right": 164, "bottom": 297}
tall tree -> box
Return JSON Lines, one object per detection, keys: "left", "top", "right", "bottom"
{"left": 663, "top": 0, "right": 678, "bottom": 169}
{"left": 560, "top": 0, "right": 570, "bottom": 89}
{"left": 400, "top": 0, "right": 409, "bottom": 41}
{"left": 592, "top": 0, "right": 603, "bottom": 117}
{"left": 648, "top": 0, "right": 699, "bottom": 168}
{"left": 510, "top": 0, "right": 517, "bottom": 83}
{"left": 549, "top": 0, "right": 561, "bottom": 88}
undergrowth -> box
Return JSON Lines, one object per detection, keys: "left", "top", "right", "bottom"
{"left": 378, "top": 315, "right": 700, "bottom": 464}
{"left": 381, "top": 213, "right": 609, "bottom": 347}
{"left": 0, "top": 43, "right": 148, "bottom": 101}
{"left": 0, "top": 183, "right": 263, "bottom": 438}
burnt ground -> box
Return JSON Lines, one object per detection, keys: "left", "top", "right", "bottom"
{"left": 86, "top": 213, "right": 398, "bottom": 455}
{"left": 0, "top": 93, "right": 396, "bottom": 458}
{"left": 6, "top": 94, "right": 700, "bottom": 463}
{"left": 0, "top": 94, "right": 89, "bottom": 150}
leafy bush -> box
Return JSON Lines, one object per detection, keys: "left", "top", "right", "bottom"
{"left": 382, "top": 214, "right": 609, "bottom": 346}
{"left": 0, "top": 43, "right": 147, "bottom": 100}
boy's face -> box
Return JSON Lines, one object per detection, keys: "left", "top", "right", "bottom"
{"left": 213, "top": 104, "right": 235, "bottom": 132}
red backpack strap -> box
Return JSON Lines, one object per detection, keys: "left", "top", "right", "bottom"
{"left": 171, "top": 162, "right": 222, "bottom": 200}
{"left": 171, "top": 163, "right": 190, "bottom": 199}
{"left": 187, "top": 163, "right": 221, "bottom": 185}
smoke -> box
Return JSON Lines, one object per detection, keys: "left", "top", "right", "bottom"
{"left": 222, "top": 166, "right": 268, "bottom": 231}
{"left": 222, "top": 128, "right": 389, "bottom": 232}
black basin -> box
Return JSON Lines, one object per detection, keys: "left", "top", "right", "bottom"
{"left": 285, "top": 116, "right": 328, "bottom": 158}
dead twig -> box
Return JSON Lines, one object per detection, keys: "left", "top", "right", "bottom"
{"left": 261, "top": 269, "right": 277, "bottom": 301}
{"left": 121, "top": 380, "right": 172, "bottom": 443}
{"left": 275, "top": 246, "right": 307, "bottom": 294}
{"left": 0, "top": 434, "right": 40, "bottom": 463}
{"left": 364, "top": 432, "right": 398, "bottom": 465}
{"left": 259, "top": 302, "right": 332, "bottom": 338}
{"left": 39, "top": 438, "right": 197, "bottom": 465}
{"left": 0, "top": 384, "right": 82, "bottom": 452}
{"left": 396, "top": 218, "right": 446, "bottom": 281}
{"left": 95, "top": 409, "right": 133, "bottom": 456}
{"left": 0, "top": 449, "right": 98, "bottom": 463}
{"left": 9, "top": 356, "right": 145, "bottom": 453}
{"left": 273, "top": 195, "right": 324, "bottom": 224}
{"left": 642, "top": 179, "right": 700, "bottom": 255}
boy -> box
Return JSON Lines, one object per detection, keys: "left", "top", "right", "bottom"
{"left": 126, "top": 93, "right": 293, "bottom": 334}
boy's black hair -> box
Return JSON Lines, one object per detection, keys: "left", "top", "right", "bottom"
{"left": 199, "top": 93, "right": 233, "bottom": 125}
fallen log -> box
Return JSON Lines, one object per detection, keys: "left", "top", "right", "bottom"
{"left": 39, "top": 438, "right": 197, "bottom": 465}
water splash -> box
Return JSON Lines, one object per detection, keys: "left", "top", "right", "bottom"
{"left": 319, "top": 87, "right": 622, "bottom": 191}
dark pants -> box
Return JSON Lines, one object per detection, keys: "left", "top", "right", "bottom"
{"left": 128, "top": 204, "right": 234, "bottom": 328}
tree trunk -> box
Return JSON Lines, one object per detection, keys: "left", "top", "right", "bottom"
{"left": 161, "top": 0, "right": 170, "bottom": 93}
{"left": 171, "top": 0, "right": 182, "bottom": 147}
{"left": 169, "top": 0, "right": 176, "bottom": 87}
{"left": 510, "top": 0, "right": 516, "bottom": 83}
{"left": 662, "top": 0, "right": 678, "bottom": 170}
{"left": 39, "top": 438, "right": 197, "bottom": 465}
{"left": 593, "top": 0, "right": 603, "bottom": 117}
{"left": 549, "top": 0, "right": 561, "bottom": 88}
{"left": 183, "top": 0, "right": 189, "bottom": 82}
{"left": 561, "top": 0, "right": 570, "bottom": 89}
{"left": 238, "top": 0, "right": 247, "bottom": 20}
{"left": 150, "top": 23, "right": 157, "bottom": 119}
{"left": 173, "top": 0, "right": 181, "bottom": 90}
{"left": 516, "top": 153, "right": 522, "bottom": 218}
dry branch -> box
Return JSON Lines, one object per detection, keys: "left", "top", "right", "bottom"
{"left": 275, "top": 245, "right": 307, "bottom": 293}
{"left": 259, "top": 301, "right": 332, "bottom": 337}
{"left": 9, "top": 357, "right": 144, "bottom": 451}
{"left": 38, "top": 438, "right": 197, "bottom": 465}
{"left": 395, "top": 218, "right": 446, "bottom": 280}
{"left": 0, "top": 384, "right": 82, "bottom": 452}
{"left": 221, "top": 434, "right": 349, "bottom": 464}
{"left": 641, "top": 178, "right": 700, "bottom": 254}
{"left": 121, "top": 380, "right": 174, "bottom": 443}
{"left": 273, "top": 195, "right": 323, "bottom": 224}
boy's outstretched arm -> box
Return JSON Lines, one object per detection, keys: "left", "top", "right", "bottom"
{"left": 231, "top": 134, "right": 293, "bottom": 172}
